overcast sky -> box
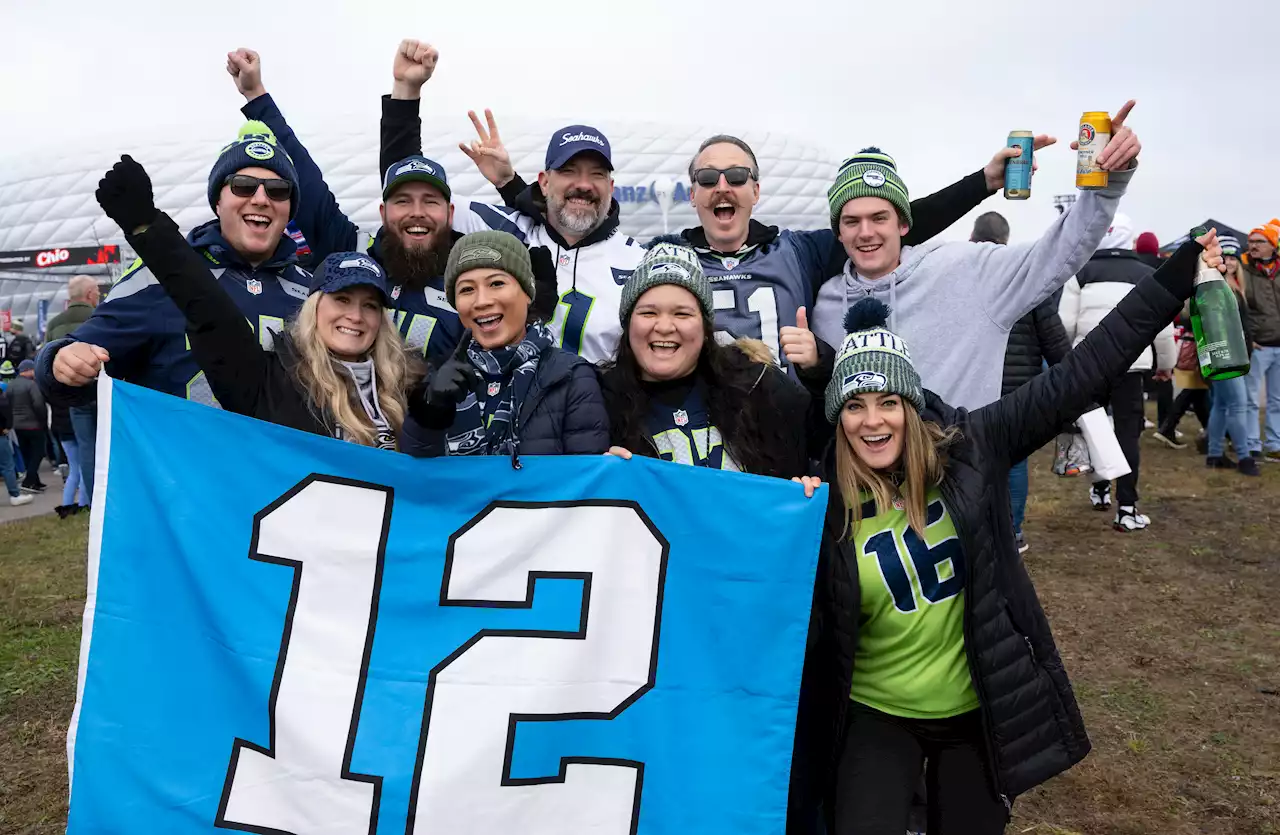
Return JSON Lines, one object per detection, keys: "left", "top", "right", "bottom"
{"left": 3, "top": 0, "right": 1276, "bottom": 244}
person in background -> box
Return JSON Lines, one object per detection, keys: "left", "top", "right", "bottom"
{"left": 1135, "top": 231, "right": 1173, "bottom": 430}
{"left": 0, "top": 383, "right": 33, "bottom": 507}
{"left": 405, "top": 231, "right": 609, "bottom": 459}
{"left": 1204, "top": 236, "right": 1259, "bottom": 474}
{"left": 599, "top": 244, "right": 817, "bottom": 480}
{"left": 7, "top": 320, "right": 36, "bottom": 366}
{"left": 975, "top": 211, "right": 1073, "bottom": 554}
{"left": 8, "top": 360, "right": 49, "bottom": 493}
{"left": 37, "top": 121, "right": 309, "bottom": 410}
{"left": 50, "top": 401, "right": 88, "bottom": 516}
{"left": 46, "top": 274, "right": 102, "bottom": 506}
{"left": 1135, "top": 231, "right": 1162, "bottom": 268}
{"left": 1152, "top": 309, "right": 1210, "bottom": 451}
{"left": 798, "top": 235, "right": 1216, "bottom": 835}
{"left": 1059, "top": 214, "right": 1177, "bottom": 531}
{"left": 1240, "top": 218, "right": 1280, "bottom": 461}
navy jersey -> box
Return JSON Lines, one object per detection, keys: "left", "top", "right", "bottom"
{"left": 37, "top": 221, "right": 308, "bottom": 407}
{"left": 242, "top": 93, "right": 463, "bottom": 364}
{"left": 652, "top": 225, "right": 833, "bottom": 372}
{"left": 644, "top": 381, "right": 740, "bottom": 471}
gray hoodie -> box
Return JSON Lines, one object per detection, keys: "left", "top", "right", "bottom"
{"left": 813, "top": 166, "right": 1134, "bottom": 411}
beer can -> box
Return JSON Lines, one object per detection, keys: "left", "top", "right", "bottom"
{"left": 1004, "top": 131, "right": 1034, "bottom": 200}
{"left": 1076, "top": 111, "right": 1112, "bottom": 190}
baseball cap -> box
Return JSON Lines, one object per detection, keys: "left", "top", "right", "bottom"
{"left": 17, "top": 360, "right": 35, "bottom": 374}
{"left": 382, "top": 156, "right": 451, "bottom": 202}
{"left": 308, "top": 252, "right": 390, "bottom": 304}
{"left": 545, "top": 125, "right": 613, "bottom": 171}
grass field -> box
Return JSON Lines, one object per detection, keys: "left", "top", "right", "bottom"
{"left": 1, "top": 426, "right": 1277, "bottom": 834}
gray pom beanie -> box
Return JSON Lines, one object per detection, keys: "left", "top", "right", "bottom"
{"left": 619, "top": 243, "right": 714, "bottom": 324}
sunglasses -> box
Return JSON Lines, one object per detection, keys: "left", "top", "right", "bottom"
{"left": 224, "top": 174, "right": 292, "bottom": 202}
{"left": 692, "top": 166, "right": 756, "bottom": 188}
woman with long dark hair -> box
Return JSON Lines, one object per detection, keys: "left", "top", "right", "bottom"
{"left": 795, "top": 233, "right": 1221, "bottom": 834}
{"left": 598, "top": 243, "right": 818, "bottom": 486}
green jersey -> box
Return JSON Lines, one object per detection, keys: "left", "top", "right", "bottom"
{"left": 848, "top": 487, "right": 978, "bottom": 719}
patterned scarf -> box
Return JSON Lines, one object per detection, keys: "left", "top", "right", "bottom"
{"left": 445, "top": 322, "right": 555, "bottom": 457}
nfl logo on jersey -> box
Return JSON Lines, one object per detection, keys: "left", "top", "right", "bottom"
{"left": 722, "top": 257, "right": 740, "bottom": 271}
{"left": 488, "top": 382, "right": 501, "bottom": 397}
{"left": 674, "top": 409, "right": 689, "bottom": 427}
{"left": 391, "top": 285, "right": 402, "bottom": 301}
{"left": 246, "top": 279, "right": 263, "bottom": 296}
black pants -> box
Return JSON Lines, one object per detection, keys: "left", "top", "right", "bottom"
{"left": 1094, "top": 372, "right": 1145, "bottom": 507}
{"left": 1144, "top": 373, "right": 1173, "bottom": 427}
{"left": 15, "top": 427, "right": 47, "bottom": 488}
{"left": 834, "top": 702, "right": 1008, "bottom": 835}
{"left": 1159, "top": 387, "right": 1209, "bottom": 436}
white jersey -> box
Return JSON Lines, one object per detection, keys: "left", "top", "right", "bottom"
{"left": 453, "top": 200, "right": 644, "bottom": 365}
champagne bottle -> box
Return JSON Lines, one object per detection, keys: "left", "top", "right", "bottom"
{"left": 1189, "top": 229, "right": 1250, "bottom": 380}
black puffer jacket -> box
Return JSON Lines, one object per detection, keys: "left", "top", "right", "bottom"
{"left": 1001, "top": 296, "right": 1073, "bottom": 396}
{"left": 789, "top": 241, "right": 1203, "bottom": 829}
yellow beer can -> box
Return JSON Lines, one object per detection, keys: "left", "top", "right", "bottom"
{"left": 1076, "top": 111, "right": 1112, "bottom": 189}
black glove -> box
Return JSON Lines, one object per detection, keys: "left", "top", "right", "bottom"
{"left": 416, "top": 334, "right": 479, "bottom": 428}
{"left": 96, "top": 154, "right": 157, "bottom": 235}
{"left": 527, "top": 246, "right": 560, "bottom": 323}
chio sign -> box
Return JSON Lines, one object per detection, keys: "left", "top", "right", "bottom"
{"left": 35, "top": 248, "right": 71, "bottom": 267}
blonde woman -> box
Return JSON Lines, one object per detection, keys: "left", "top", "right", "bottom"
{"left": 93, "top": 156, "right": 416, "bottom": 449}
{"left": 793, "top": 235, "right": 1219, "bottom": 834}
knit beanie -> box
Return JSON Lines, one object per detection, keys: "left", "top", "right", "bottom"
{"left": 825, "top": 298, "right": 925, "bottom": 423}
{"left": 1220, "top": 235, "right": 1242, "bottom": 257}
{"left": 827, "top": 147, "right": 912, "bottom": 231}
{"left": 619, "top": 243, "right": 714, "bottom": 324}
{"left": 1135, "top": 231, "right": 1160, "bottom": 255}
{"left": 444, "top": 230, "right": 535, "bottom": 307}
{"left": 1250, "top": 218, "right": 1280, "bottom": 250}
{"left": 207, "top": 120, "right": 300, "bottom": 220}
{"left": 17, "top": 359, "right": 35, "bottom": 374}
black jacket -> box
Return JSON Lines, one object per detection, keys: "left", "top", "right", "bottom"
{"left": 0, "top": 387, "right": 12, "bottom": 433}
{"left": 1001, "top": 296, "right": 1073, "bottom": 396}
{"left": 790, "top": 242, "right": 1203, "bottom": 828}
{"left": 400, "top": 346, "right": 610, "bottom": 458}
{"left": 7, "top": 334, "right": 35, "bottom": 365}
{"left": 124, "top": 212, "right": 382, "bottom": 442}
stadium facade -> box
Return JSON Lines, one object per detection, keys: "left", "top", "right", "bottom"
{"left": 0, "top": 120, "right": 837, "bottom": 332}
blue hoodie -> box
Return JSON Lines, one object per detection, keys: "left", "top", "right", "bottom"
{"left": 37, "top": 220, "right": 309, "bottom": 407}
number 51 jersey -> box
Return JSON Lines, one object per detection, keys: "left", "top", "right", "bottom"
{"left": 650, "top": 222, "right": 837, "bottom": 374}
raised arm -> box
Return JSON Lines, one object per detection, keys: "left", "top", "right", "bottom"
{"left": 976, "top": 237, "right": 1207, "bottom": 466}
{"left": 228, "top": 48, "right": 359, "bottom": 262}
{"left": 976, "top": 101, "right": 1143, "bottom": 329}
{"left": 380, "top": 39, "right": 435, "bottom": 177}
{"left": 96, "top": 157, "right": 270, "bottom": 418}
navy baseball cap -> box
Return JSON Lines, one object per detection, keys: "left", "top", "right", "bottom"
{"left": 309, "top": 252, "right": 390, "bottom": 304}
{"left": 545, "top": 125, "right": 613, "bottom": 171}
{"left": 382, "top": 156, "right": 451, "bottom": 202}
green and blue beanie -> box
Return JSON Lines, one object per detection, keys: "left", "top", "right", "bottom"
{"left": 825, "top": 298, "right": 924, "bottom": 423}
{"left": 827, "top": 147, "right": 912, "bottom": 231}
{"left": 207, "top": 120, "right": 300, "bottom": 220}
{"left": 444, "top": 230, "right": 536, "bottom": 307}
{"left": 619, "top": 243, "right": 714, "bottom": 324}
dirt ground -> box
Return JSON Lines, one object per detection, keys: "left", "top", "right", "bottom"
{"left": 2, "top": 418, "right": 1278, "bottom": 834}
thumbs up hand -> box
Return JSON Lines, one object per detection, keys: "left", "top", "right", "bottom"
{"left": 780, "top": 306, "right": 819, "bottom": 369}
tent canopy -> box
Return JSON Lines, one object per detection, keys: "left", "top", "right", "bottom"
{"left": 1159, "top": 218, "right": 1251, "bottom": 255}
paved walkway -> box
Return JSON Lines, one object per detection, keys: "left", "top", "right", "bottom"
{"left": 0, "top": 460, "right": 82, "bottom": 525}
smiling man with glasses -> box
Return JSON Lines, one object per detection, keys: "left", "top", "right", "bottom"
{"left": 37, "top": 121, "right": 311, "bottom": 409}
{"left": 648, "top": 134, "right": 1016, "bottom": 382}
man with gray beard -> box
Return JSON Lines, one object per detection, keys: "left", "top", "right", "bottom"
{"left": 382, "top": 41, "right": 644, "bottom": 364}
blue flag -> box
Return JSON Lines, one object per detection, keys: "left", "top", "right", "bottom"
{"left": 68, "top": 378, "right": 825, "bottom": 835}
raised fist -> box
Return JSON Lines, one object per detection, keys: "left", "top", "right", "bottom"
{"left": 96, "top": 155, "right": 156, "bottom": 235}
{"left": 226, "top": 48, "right": 265, "bottom": 101}
{"left": 393, "top": 39, "right": 438, "bottom": 97}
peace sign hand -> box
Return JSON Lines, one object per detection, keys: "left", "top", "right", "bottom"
{"left": 459, "top": 109, "right": 516, "bottom": 188}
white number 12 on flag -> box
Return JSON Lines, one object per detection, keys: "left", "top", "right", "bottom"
{"left": 214, "top": 476, "right": 669, "bottom": 835}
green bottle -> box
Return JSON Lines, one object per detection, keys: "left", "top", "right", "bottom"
{"left": 1188, "top": 228, "right": 1250, "bottom": 380}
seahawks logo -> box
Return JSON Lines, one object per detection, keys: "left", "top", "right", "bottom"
{"left": 843, "top": 371, "right": 888, "bottom": 391}
{"left": 244, "top": 141, "right": 276, "bottom": 161}
{"left": 862, "top": 170, "right": 886, "bottom": 188}
{"left": 458, "top": 246, "right": 502, "bottom": 266}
